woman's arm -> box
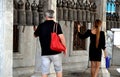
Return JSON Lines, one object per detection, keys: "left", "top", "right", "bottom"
{"left": 102, "top": 31, "right": 107, "bottom": 58}
{"left": 77, "top": 25, "right": 90, "bottom": 39}
{"left": 103, "top": 48, "right": 107, "bottom": 58}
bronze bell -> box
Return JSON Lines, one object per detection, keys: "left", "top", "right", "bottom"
{"left": 72, "top": 0, "right": 77, "bottom": 21}
{"left": 57, "top": 8, "right": 63, "bottom": 21}
{"left": 14, "top": 9, "right": 18, "bottom": 25}
{"left": 82, "top": 3, "right": 86, "bottom": 22}
{"left": 114, "top": 21, "right": 117, "bottom": 28}
{"left": 68, "top": 0, "right": 73, "bottom": 21}
{"left": 117, "top": 22, "right": 120, "bottom": 28}
{"left": 38, "top": 0, "right": 44, "bottom": 23}
{"left": 86, "top": 10, "right": 90, "bottom": 22}
{"left": 73, "top": 9, "right": 77, "bottom": 21}
{"left": 82, "top": 10, "right": 86, "bottom": 22}
{"left": 68, "top": 9, "right": 73, "bottom": 21}
{"left": 90, "top": 2, "right": 97, "bottom": 23}
{"left": 63, "top": 8, "right": 68, "bottom": 21}
{"left": 111, "top": 21, "right": 113, "bottom": 29}
{"left": 106, "top": 20, "right": 110, "bottom": 30}
{"left": 106, "top": 20, "right": 108, "bottom": 30}
{"left": 118, "top": 22, "right": 120, "bottom": 28}
{"left": 14, "top": 0, "right": 18, "bottom": 25}
{"left": 85, "top": 1, "right": 90, "bottom": 22}
{"left": 76, "top": 0, "right": 82, "bottom": 21}
{"left": 31, "top": 0, "right": 39, "bottom": 26}
{"left": 17, "top": 0, "right": 26, "bottom": 25}
{"left": 108, "top": 20, "right": 111, "bottom": 30}
{"left": 94, "top": 12, "right": 98, "bottom": 21}
{"left": 90, "top": 11, "right": 94, "bottom": 23}
{"left": 62, "top": 0, "right": 68, "bottom": 21}
{"left": 77, "top": 9, "right": 82, "bottom": 21}
{"left": 109, "top": 20, "right": 112, "bottom": 29}
{"left": 57, "top": 0, "right": 63, "bottom": 21}
{"left": 112, "top": 21, "right": 115, "bottom": 28}
{"left": 25, "top": 0, "right": 32, "bottom": 26}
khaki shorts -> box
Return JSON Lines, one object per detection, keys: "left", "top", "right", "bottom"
{"left": 41, "top": 54, "right": 62, "bottom": 74}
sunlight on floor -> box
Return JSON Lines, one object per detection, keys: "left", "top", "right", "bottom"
{"left": 116, "top": 68, "right": 120, "bottom": 73}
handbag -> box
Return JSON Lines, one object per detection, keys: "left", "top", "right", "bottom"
{"left": 105, "top": 56, "right": 110, "bottom": 69}
{"left": 50, "top": 23, "right": 66, "bottom": 53}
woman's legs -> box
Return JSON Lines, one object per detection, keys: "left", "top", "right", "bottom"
{"left": 91, "top": 61, "right": 101, "bottom": 77}
{"left": 91, "top": 61, "right": 96, "bottom": 77}
{"left": 94, "top": 61, "right": 101, "bottom": 77}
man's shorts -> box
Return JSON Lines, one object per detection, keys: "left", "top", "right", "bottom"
{"left": 41, "top": 54, "right": 62, "bottom": 74}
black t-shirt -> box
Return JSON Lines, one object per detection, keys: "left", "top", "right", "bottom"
{"left": 34, "top": 20, "right": 63, "bottom": 56}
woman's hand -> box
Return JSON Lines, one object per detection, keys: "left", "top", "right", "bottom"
{"left": 78, "top": 24, "right": 81, "bottom": 32}
{"left": 104, "top": 49, "right": 107, "bottom": 58}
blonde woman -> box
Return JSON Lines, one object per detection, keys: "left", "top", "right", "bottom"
{"left": 78, "top": 19, "right": 106, "bottom": 77}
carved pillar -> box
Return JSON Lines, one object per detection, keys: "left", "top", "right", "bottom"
{"left": 0, "top": 0, "right": 13, "bottom": 77}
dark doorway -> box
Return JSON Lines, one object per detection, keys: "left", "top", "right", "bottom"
{"left": 13, "top": 25, "right": 19, "bottom": 52}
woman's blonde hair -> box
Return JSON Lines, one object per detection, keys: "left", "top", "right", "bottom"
{"left": 93, "top": 19, "right": 102, "bottom": 48}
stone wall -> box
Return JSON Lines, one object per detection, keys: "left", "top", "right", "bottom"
{"left": 58, "top": 21, "right": 89, "bottom": 70}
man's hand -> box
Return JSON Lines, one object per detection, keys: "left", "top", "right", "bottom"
{"left": 33, "top": 26, "right": 37, "bottom": 31}
{"left": 64, "top": 48, "right": 67, "bottom": 57}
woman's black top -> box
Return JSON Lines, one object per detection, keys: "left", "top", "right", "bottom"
{"left": 78, "top": 29, "right": 106, "bottom": 61}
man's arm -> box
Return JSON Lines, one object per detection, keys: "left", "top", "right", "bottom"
{"left": 33, "top": 26, "right": 37, "bottom": 31}
{"left": 33, "top": 26, "right": 39, "bottom": 37}
{"left": 58, "top": 34, "right": 67, "bottom": 55}
{"left": 58, "top": 34, "right": 66, "bottom": 47}
{"left": 33, "top": 26, "right": 37, "bottom": 37}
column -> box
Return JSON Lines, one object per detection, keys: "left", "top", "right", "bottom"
{"left": 95, "top": 0, "right": 106, "bottom": 31}
{"left": 96, "top": 0, "right": 110, "bottom": 77}
{"left": 98, "top": 0, "right": 106, "bottom": 68}
{"left": 0, "top": 0, "right": 13, "bottom": 77}
{"left": 48, "top": 0, "right": 57, "bottom": 21}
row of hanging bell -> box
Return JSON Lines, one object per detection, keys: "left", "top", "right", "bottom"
{"left": 57, "top": 0, "right": 97, "bottom": 22}
{"left": 107, "top": 20, "right": 119, "bottom": 29}
{"left": 57, "top": 7, "right": 97, "bottom": 22}
{"left": 13, "top": 0, "right": 43, "bottom": 26}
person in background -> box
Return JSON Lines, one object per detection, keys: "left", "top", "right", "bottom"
{"left": 34, "top": 10, "right": 66, "bottom": 77}
{"left": 77, "top": 19, "right": 107, "bottom": 77}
